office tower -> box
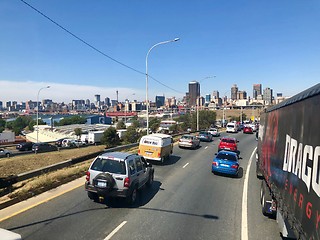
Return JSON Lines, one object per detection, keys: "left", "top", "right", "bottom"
{"left": 253, "top": 84, "right": 262, "bottom": 99}
{"left": 231, "top": 84, "right": 238, "bottom": 100}
{"left": 155, "top": 96, "right": 165, "bottom": 108}
{"left": 188, "top": 81, "right": 200, "bottom": 107}
{"left": 263, "top": 87, "right": 273, "bottom": 105}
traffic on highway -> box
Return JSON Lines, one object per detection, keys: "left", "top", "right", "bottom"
{"left": 0, "top": 130, "right": 281, "bottom": 240}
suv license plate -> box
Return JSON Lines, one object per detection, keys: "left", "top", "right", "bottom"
{"left": 97, "top": 181, "right": 107, "bottom": 188}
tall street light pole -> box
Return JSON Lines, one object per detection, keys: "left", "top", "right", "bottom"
{"left": 146, "top": 37, "right": 180, "bottom": 135}
{"left": 36, "top": 86, "right": 50, "bottom": 143}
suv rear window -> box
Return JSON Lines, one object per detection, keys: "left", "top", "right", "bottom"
{"left": 91, "top": 158, "right": 126, "bottom": 174}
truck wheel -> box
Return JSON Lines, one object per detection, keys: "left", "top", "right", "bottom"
{"left": 261, "top": 181, "right": 272, "bottom": 216}
{"left": 256, "top": 162, "right": 263, "bottom": 179}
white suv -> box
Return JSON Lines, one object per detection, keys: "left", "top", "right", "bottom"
{"left": 85, "top": 152, "right": 154, "bottom": 204}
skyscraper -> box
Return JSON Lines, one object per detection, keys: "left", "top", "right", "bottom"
{"left": 263, "top": 87, "right": 273, "bottom": 105}
{"left": 253, "top": 84, "right": 262, "bottom": 99}
{"left": 188, "top": 81, "right": 200, "bottom": 107}
{"left": 231, "top": 84, "right": 238, "bottom": 100}
{"left": 155, "top": 96, "right": 165, "bottom": 108}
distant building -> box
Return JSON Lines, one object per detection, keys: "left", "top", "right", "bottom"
{"left": 253, "top": 84, "right": 262, "bottom": 100}
{"left": 94, "top": 94, "right": 101, "bottom": 108}
{"left": 263, "top": 87, "right": 273, "bottom": 105}
{"left": 105, "top": 97, "right": 110, "bottom": 107}
{"left": 212, "top": 91, "right": 219, "bottom": 100}
{"left": 155, "top": 96, "right": 165, "bottom": 108}
{"left": 188, "top": 81, "right": 200, "bottom": 107}
{"left": 231, "top": 84, "right": 238, "bottom": 100}
{"left": 205, "top": 94, "right": 211, "bottom": 103}
{"left": 237, "top": 91, "right": 247, "bottom": 100}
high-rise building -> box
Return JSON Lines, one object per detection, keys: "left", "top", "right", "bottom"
{"left": 253, "top": 84, "right": 262, "bottom": 99}
{"left": 212, "top": 91, "right": 219, "bottom": 100}
{"left": 231, "top": 84, "right": 238, "bottom": 100}
{"left": 263, "top": 87, "right": 273, "bottom": 105}
{"left": 105, "top": 97, "right": 110, "bottom": 107}
{"left": 155, "top": 96, "right": 165, "bottom": 108}
{"left": 188, "top": 81, "right": 200, "bottom": 107}
{"left": 205, "top": 94, "right": 211, "bottom": 103}
{"left": 94, "top": 94, "right": 101, "bottom": 107}
{"left": 237, "top": 91, "right": 247, "bottom": 100}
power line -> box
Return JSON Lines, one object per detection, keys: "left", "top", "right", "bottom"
{"left": 19, "top": 0, "right": 184, "bottom": 94}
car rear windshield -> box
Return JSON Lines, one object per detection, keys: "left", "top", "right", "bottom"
{"left": 221, "top": 139, "right": 236, "bottom": 143}
{"left": 217, "top": 153, "right": 237, "bottom": 161}
{"left": 91, "top": 158, "right": 126, "bottom": 174}
{"left": 181, "top": 135, "right": 193, "bottom": 140}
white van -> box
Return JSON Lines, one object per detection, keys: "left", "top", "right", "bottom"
{"left": 226, "top": 122, "right": 238, "bottom": 133}
{"left": 138, "top": 134, "right": 173, "bottom": 164}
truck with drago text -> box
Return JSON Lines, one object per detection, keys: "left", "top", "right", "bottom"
{"left": 256, "top": 83, "right": 320, "bottom": 239}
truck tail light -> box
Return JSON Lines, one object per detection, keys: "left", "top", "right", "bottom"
{"left": 124, "top": 177, "right": 130, "bottom": 188}
{"left": 157, "top": 152, "right": 160, "bottom": 157}
{"left": 138, "top": 149, "right": 140, "bottom": 154}
{"left": 86, "top": 171, "right": 90, "bottom": 181}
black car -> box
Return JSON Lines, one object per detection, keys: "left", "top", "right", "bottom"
{"left": 16, "top": 142, "right": 34, "bottom": 151}
{"left": 32, "top": 143, "right": 56, "bottom": 153}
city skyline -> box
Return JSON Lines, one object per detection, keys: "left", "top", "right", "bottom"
{"left": 1, "top": 1, "right": 319, "bottom": 104}
{"left": 1, "top": 82, "right": 280, "bottom": 109}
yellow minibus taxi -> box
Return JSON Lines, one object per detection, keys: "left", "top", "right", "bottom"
{"left": 138, "top": 133, "right": 173, "bottom": 164}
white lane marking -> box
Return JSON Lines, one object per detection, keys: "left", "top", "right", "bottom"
{"left": 182, "top": 163, "right": 189, "bottom": 168}
{"left": 241, "top": 147, "right": 256, "bottom": 240}
{"left": 104, "top": 221, "right": 127, "bottom": 240}
{"left": 205, "top": 146, "right": 208, "bottom": 149}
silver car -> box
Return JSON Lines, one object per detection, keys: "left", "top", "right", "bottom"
{"left": 85, "top": 152, "right": 154, "bottom": 205}
{"left": 0, "top": 148, "right": 12, "bottom": 158}
{"left": 178, "top": 135, "right": 200, "bottom": 149}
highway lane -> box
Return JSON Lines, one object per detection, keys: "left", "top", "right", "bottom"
{"left": 0, "top": 132, "right": 281, "bottom": 240}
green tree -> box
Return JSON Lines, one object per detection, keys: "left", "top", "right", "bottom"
{"left": 74, "top": 128, "right": 82, "bottom": 139}
{"left": 101, "top": 127, "right": 120, "bottom": 148}
{"left": 57, "top": 116, "right": 86, "bottom": 126}
{"left": 116, "top": 120, "right": 126, "bottom": 130}
{"left": 149, "top": 118, "right": 161, "bottom": 133}
{"left": 6, "top": 116, "right": 39, "bottom": 135}
{"left": 0, "top": 119, "right": 6, "bottom": 133}
{"left": 131, "top": 119, "right": 140, "bottom": 129}
{"left": 169, "top": 124, "right": 178, "bottom": 134}
{"left": 123, "top": 126, "right": 139, "bottom": 143}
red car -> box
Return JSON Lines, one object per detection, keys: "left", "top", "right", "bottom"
{"left": 218, "top": 137, "right": 238, "bottom": 152}
{"left": 243, "top": 126, "right": 253, "bottom": 134}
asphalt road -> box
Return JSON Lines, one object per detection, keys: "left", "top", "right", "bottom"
{"left": 0, "top": 132, "right": 282, "bottom": 240}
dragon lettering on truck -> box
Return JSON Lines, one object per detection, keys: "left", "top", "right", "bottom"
{"left": 283, "top": 134, "right": 320, "bottom": 197}
{"left": 282, "top": 134, "right": 320, "bottom": 232}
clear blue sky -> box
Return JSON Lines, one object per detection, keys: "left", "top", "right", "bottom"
{"left": 1, "top": 0, "right": 319, "bottom": 103}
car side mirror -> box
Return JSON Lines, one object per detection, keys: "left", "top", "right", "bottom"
{"left": 147, "top": 162, "right": 152, "bottom": 168}
{"left": 215, "top": 153, "right": 218, "bottom": 155}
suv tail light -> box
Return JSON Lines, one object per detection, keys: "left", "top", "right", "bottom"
{"left": 124, "top": 177, "right": 130, "bottom": 188}
{"left": 86, "top": 171, "right": 90, "bottom": 181}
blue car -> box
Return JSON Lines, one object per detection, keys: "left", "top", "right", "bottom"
{"left": 212, "top": 150, "right": 240, "bottom": 176}
{"left": 198, "top": 131, "right": 213, "bottom": 142}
